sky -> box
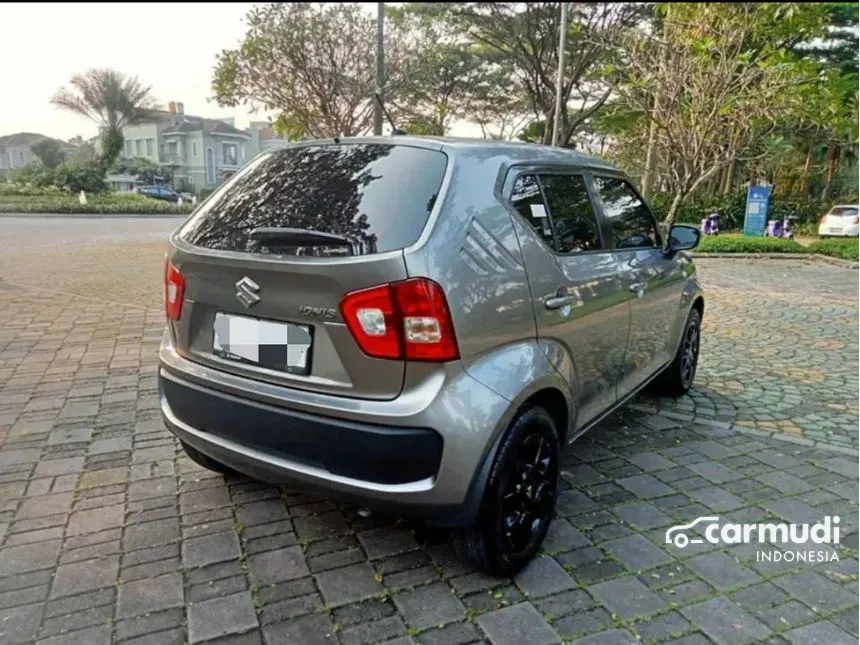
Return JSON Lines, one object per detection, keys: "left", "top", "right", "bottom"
{"left": 0, "top": 3, "right": 477, "bottom": 141}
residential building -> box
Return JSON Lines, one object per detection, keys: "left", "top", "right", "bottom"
{"left": 120, "top": 101, "right": 253, "bottom": 193}
{"left": 0, "top": 132, "right": 75, "bottom": 171}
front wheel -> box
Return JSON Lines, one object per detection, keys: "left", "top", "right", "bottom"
{"left": 651, "top": 308, "right": 701, "bottom": 398}
{"left": 452, "top": 407, "right": 560, "bottom": 577}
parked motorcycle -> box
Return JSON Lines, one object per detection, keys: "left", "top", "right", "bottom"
{"left": 766, "top": 214, "right": 799, "bottom": 240}
{"left": 700, "top": 211, "right": 720, "bottom": 236}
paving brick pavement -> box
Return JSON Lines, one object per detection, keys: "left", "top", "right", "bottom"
{"left": 0, "top": 253, "right": 857, "bottom": 645}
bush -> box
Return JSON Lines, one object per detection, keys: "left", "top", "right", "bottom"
{"left": 0, "top": 191, "right": 194, "bottom": 215}
{"left": 51, "top": 163, "right": 107, "bottom": 194}
{"left": 807, "top": 238, "right": 859, "bottom": 261}
{"left": 696, "top": 234, "right": 808, "bottom": 254}
{"left": 6, "top": 161, "right": 108, "bottom": 194}
{"left": 649, "top": 191, "right": 833, "bottom": 232}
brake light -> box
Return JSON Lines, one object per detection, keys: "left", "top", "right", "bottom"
{"left": 853, "top": 216, "right": 859, "bottom": 225}
{"left": 340, "top": 278, "right": 459, "bottom": 362}
{"left": 164, "top": 258, "right": 186, "bottom": 321}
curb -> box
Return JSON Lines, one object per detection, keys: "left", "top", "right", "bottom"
{"left": 693, "top": 252, "right": 858, "bottom": 269}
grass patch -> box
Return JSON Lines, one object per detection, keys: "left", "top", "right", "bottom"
{"left": 696, "top": 234, "right": 808, "bottom": 254}
{"left": 0, "top": 192, "right": 194, "bottom": 215}
{"left": 808, "top": 237, "right": 859, "bottom": 261}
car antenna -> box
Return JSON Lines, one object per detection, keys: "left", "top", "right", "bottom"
{"left": 374, "top": 93, "right": 406, "bottom": 136}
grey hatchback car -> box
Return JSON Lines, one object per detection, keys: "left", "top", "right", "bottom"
{"left": 159, "top": 136, "right": 704, "bottom": 575}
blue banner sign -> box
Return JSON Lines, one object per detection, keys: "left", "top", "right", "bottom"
{"left": 743, "top": 185, "right": 771, "bottom": 237}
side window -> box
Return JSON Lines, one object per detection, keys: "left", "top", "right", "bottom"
{"left": 510, "top": 174, "right": 554, "bottom": 247}
{"left": 594, "top": 176, "right": 660, "bottom": 249}
{"left": 539, "top": 174, "right": 603, "bottom": 253}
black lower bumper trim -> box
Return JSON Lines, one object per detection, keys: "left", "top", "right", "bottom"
{"left": 158, "top": 373, "right": 443, "bottom": 486}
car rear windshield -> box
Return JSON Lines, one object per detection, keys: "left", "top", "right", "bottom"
{"left": 831, "top": 207, "right": 858, "bottom": 217}
{"left": 179, "top": 143, "right": 448, "bottom": 256}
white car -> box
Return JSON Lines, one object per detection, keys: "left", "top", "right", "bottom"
{"left": 818, "top": 204, "right": 860, "bottom": 238}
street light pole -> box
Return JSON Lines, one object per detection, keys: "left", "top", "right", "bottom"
{"left": 373, "top": 2, "right": 385, "bottom": 136}
{"left": 551, "top": 1, "right": 568, "bottom": 148}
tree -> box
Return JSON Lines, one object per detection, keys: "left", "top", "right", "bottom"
{"left": 51, "top": 69, "right": 156, "bottom": 171}
{"left": 213, "top": 3, "right": 402, "bottom": 138}
{"left": 433, "top": 2, "right": 647, "bottom": 146}
{"left": 385, "top": 5, "right": 529, "bottom": 138}
{"left": 30, "top": 139, "right": 66, "bottom": 169}
{"left": 66, "top": 136, "right": 98, "bottom": 165}
{"left": 610, "top": 3, "right": 823, "bottom": 226}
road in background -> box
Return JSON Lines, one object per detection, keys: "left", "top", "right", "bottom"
{"left": 0, "top": 216, "right": 185, "bottom": 309}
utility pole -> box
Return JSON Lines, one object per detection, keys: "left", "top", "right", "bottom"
{"left": 551, "top": 2, "right": 568, "bottom": 147}
{"left": 373, "top": 2, "right": 385, "bottom": 136}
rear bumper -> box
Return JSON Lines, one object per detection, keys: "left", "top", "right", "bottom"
{"left": 160, "top": 370, "right": 443, "bottom": 487}
{"left": 158, "top": 333, "right": 515, "bottom": 526}
{"left": 818, "top": 224, "right": 860, "bottom": 237}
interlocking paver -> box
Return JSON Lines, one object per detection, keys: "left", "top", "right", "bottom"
{"left": 0, "top": 235, "right": 858, "bottom": 644}
{"left": 588, "top": 576, "right": 667, "bottom": 620}
{"left": 315, "top": 562, "right": 383, "bottom": 607}
{"left": 247, "top": 546, "right": 309, "bottom": 585}
{"left": 477, "top": 602, "right": 561, "bottom": 645}
{"left": 187, "top": 591, "right": 258, "bottom": 643}
{"left": 680, "top": 597, "right": 772, "bottom": 644}
{"left": 393, "top": 581, "right": 465, "bottom": 629}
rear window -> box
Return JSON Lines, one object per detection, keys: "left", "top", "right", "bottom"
{"left": 831, "top": 207, "right": 858, "bottom": 217}
{"left": 179, "top": 143, "right": 448, "bottom": 256}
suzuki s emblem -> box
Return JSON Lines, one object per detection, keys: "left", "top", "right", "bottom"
{"left": 235, "top": 277, "right": 261, "bottom": 308}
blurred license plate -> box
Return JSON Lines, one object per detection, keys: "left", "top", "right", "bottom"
{"left": 213, "top": 312, "right": 312, "bottom": 375}
{"left": 828, "top": 228, "right": 842, "bottom": 234}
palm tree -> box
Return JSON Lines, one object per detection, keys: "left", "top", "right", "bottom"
{"left": 51, "top": 69, "right": 157, "bottom": 171}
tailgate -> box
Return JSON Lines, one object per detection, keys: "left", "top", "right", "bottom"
{"left": 162, "top": 141, "right": 450, "bottom": 401}
{"left": 168, "top": 241, "right": 410, "bottom": 400}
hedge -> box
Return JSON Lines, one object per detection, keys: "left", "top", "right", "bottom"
{"left": 807, "top": 238, "right": 859, "bottom": 262}
{"left": 696, "top": 234, "right": 808, "bottom": 254}
{"left": 0, "top": 193, "right": 194, "bottom": 215}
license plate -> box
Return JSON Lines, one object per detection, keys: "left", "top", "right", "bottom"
{"left": 213, "top": 312, "right": 312, "bottom": 375}
{"left": 828, "top": 228, "right": 842, "bottom": 234}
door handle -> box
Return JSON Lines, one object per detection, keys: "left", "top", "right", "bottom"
{"left": 545, "top": 295, "right": 573, "bottom": 310}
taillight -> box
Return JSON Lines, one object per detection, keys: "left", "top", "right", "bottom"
{"left": 853, "top": 216, "right": 859, "bottom": 225}
{"left": 340, "top": 278, "right": 459, "bottom": 362}
{"left": 164, "top": 257, "right": 186, "bottom": 321}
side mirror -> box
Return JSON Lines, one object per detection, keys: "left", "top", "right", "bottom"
{"left": 665, "top": 224, "right": 700, "bottom": 256}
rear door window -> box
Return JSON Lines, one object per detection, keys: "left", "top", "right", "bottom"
{"left": 831, "top": 207, "right": 858, "bottom": 217}
{"left": 179, "top": 144, "right": 448, "bottom": 256}
{"left": 510, "top": 174, "right": 555, "bottom": 247}
{"left": 538, "top": 174, "right": 603, "bottom": 253}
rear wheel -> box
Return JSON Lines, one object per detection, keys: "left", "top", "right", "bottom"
{"left": 652, "top": 308, "right": 701, "bottom": 398}
{"left": 181, "top": 441, "right": 236, "bottom": 475}
{"left": 452, "top": 407, "right": 560, "bottom": 577}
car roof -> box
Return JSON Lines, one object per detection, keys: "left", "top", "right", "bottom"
{"left": 831, "top": 204, "right": 859, "bottom": 208}
{"left": 282, "top": 135, "right": 619, "bottom": 172}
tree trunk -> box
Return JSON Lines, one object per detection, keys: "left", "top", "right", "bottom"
{"left": 801, "top": 143, "right": 813, "bottom": 198}
{"left": 664, "top": 192, "right": 684, "bottom": 229}
{"left": 641, "top": 114, "right": 658, "bottom": 199}
{"left": 821, "top": 141, "right": 839, "bottom": 201}
{"left": 721, "top": 157, "right": 735, "bottom": 195}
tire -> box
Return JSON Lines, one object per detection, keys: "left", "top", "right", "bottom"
{"left": 181, "top": 441, "right": 236, "bottom": 475}
{"left": 652, "top": 308, "right": 701, "bottom": 398}
{"left": 452, "top": 407, "right": 560, "bottom": 577}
